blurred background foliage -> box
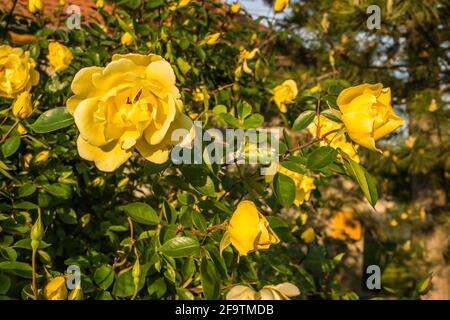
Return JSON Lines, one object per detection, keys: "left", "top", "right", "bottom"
{"left": 0, "top": 0, "right": 448, "bottom": 300}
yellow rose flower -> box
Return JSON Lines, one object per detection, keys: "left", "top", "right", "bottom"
{"left": 0, "top": 45, "right": 39, "bottom": 98}
{"left": 301, "top": 227, "right": 315, "bottom": 244}
{"left": 121, "top": 32, "right": 134, "bottom": 46}
{"left": 43, "top": 276, "right": 68, "bottom": 300}
{"left": 177, "top": 0, "right": 191, "bottom": 8}
{"left": 28, "top": 0, "right": 43, "bottom": 13}
{"left": 239, "top": 47, "right": 259, "bottom": 74}
{"left": 230, "top": 2, "right": 241, "bottom": 13}
{"left": 67, "top": 53, "right": 194, "bottom": 172}
{"left": 228, "top": 200, "right": 279, "bottom": 256}
{"left": 309, "top": 84, "right": 321, "bottom": 93}
{"left": 17, "top": 124, "right": 27, "bottom": 135}
{"left": 47, "top": 42, "right": 73, "bottom": 73}
{"left": 272, "top": 80, "right": 298, "bottom": 113}
{"left": 308, "top": 115, "right": 359, "bottom": 163}
{"left": 12, "top": 91, "right": 33, "bottom": 119}
{"left": 330, "top": 211, "right": 362, "bottom": 241}
{"left": 337, "top": 83, "right": 404, "bottom": 152}
{"left": 274, "top": 0, "right": 289, "bottom": 13}
{"left": 96, "top": 0, "right": 104, "bottom": 8}
{"left": 205, "top": 32, "right": 221, "bottom": 45}
{"left": 278, "top": 166, "right": 315, "bottom": 206}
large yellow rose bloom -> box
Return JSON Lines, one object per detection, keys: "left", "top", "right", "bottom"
{"left": 273, "top": 79, "right": 298, "bottom": 113}
{"left": 47, "top": 42, "right": 73, "bottom": 73}
{"left": 67, "top": 53, "right": 194, "bottom": 172}
{"left": 0, "top": 45, "right": 39, "bottom": 98}
{"left": 337, "top": 83, "right": 404, "bottom": 152}
{"left": 228, "top": 200, "right": 279, "bottom": 256}
{"left": 12, "top": 91, "right": 33, "bottom": 119}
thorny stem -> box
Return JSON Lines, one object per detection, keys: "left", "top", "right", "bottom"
{"left": 31, "top": 248, "right": 37, "bottom": 299}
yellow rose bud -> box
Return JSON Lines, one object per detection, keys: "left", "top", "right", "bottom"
{"left": 228, "top": 200, "right": 279, "bottom": 256}
{"left": 301, "top": 227, "right": 315, "bottom": 244}
{"left": 205, "top": 32, "right": 221, "bottom": 45}
{"left": 273, "top": 80, "right": 298, "bottom": 113}
{"left": 274, "top": 0, "right": 289, "bottom": 13}
{"left": 81, "top": 213, "right": 91, "bottom": 227}
{"left": 12, "top": 91, "right": 33, "bottom": 119}
{"left": 23, "top": 153, "right": 33, "bottom": 170}
{"left": 337, "top": 83, "right": 404, "bottom": 152}
{"left": 405, "top": 136, "right": 416, "bottom": 149}
{"left": 192, "top": 88, "right": 204, "bottom": 102}
{"left": 278, "top": 166, "right": 315, "bottom": 206}
{"left": 117, "top": 177, "right": 129, "bottom": 188}
{"left": 177, "top": 0, "right": 191, "bottom": 8}
{"left": 28, "top": 0, "right": 43, "bottom": 13}
{"left": 96, "top": 0, "right": 104, "bottom": 8}
{"left": 383, "top": 150, "right": 391, "bottom": 157}
{"left": 400, "top": 212, "right": 408, "bottom": 220}
{"left": 35, "top": 150, "right": 50, "bottom": 164}
{"left": 44, "top": 276, "right": 68, "bottom": 300}
{"left": 91, "top": 176, "right": 105, "bottom": 187}
{"left": 47, "top": 42, "right": 73, "bottom": 73}
{"left": 230, "top": 2, "right": 241, "bottom": 13}
{"left": 0, "top": 45, "right": 40, "bottom": 98}
{"left": 68, "top": 287, "right": 84, "bottom": 300}
{"left": 17, "top": 124, "right": 27, "bottom": 135}
{"left": 121, "top": 32, "right": 134, "bottom": 46}
{"left": 300, "top": 213, "right": 308, "bottom": 225}
{"left": 390, "top": 219, "right": 398, "bottom": 227}
{"left": 67, "top": 53, "right": 194, "bottom": 172}
{"left": 428, "top": 99, "right": 438, "bottom": 112}
{"left": 331, "top": 211, "right": 362, "bottom": 241}
{"left": 310, "top": 84, "right": 321, "bottom": 93}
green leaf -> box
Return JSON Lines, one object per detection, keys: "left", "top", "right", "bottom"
{"left": 17, "top": 184, "right": 36, "bottom": 198}
{"left": 160, "top": 237, "right": 200, "bottom": 258}
{"left": 200, "top": 259, "right": 220, "bottom": 299}
{"left": 0, "top": 261, "right": 33, "bottom": 278}
{"left": 177, "top": 57, "right": 191, "bottom": 75}
{"left": 0, "top": 274, "right": 11, "bottom": 294}
{"left": 112, "top": 271, "right": 134, "bottom": 298}
{"left": 417, "top": 274, "right": 433, "bottom": 295}
{"left": 307, "top": 146, "right": 337, "bottom": 170}
{"left": 13, "top": 201, "right": 39, "bottom": 210}
{"left": 1, "top": 136, "right": 21, "bottom": 158}
{"left": 120, "top": 202, "right": 160, "bottom": 225}
{"left": 237, "top": 101, "right": 252, "bottom": 119}
{"left": 219, "top": 113, "right": 240, "bottom": 128}
{"left": 0, "top": 247, "right": 17, "bottom": 261}
{"left": 42, "top": 183, "right": 72, "bottom": 199}
{"left": 30, "top": 107, "right": 74, "bottom": 133}
{"left": 280, "top": 160, "right": 307, "bottom": 174}
{"left": 321, "top": 108, "right": 342, "bottom": 123}
{"left": 243, "top": 113, "right": 264, "bottom": 129}
{"left": 148, "top": 277, "right": 167, "bottom": 298}
{"left": 144, "top": 160, "right": 171, "bottom": 175}
{"left": 344, "top": 158, "right": 378, "bottom": 206}
{"left": 273, "top": 172, "right": 296, "bottom": 208}
{"left": 292, "top": 110, "right": 316, "bottom": 131}
{"left": 13, "top": 239, "right": 51, "bottom": 250}
{"left": 94, "top": 265, "right": 114, "bottom": 290}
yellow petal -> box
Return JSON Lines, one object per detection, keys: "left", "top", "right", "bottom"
{"left": 77, "top": 136, "right": 132, "bottom": 172}
{"left": 228, "top": 201, "right": 261, "bottom": 256}
{"left": 373, "top": 113, "right": 404, "bottom": 140}
{"left": 73, "top": 97, "right": 108, "bottom": 146}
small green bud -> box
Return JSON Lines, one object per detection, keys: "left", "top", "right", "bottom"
{"left": 132, "top": 258, "right": 141, "bottom": 285}
{"left": 31, "top": 211, "right": 44, "bottom": 243}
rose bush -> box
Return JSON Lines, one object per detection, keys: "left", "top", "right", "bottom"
{"left": 0, "top": 0, "right": 437, "bottom": 301}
